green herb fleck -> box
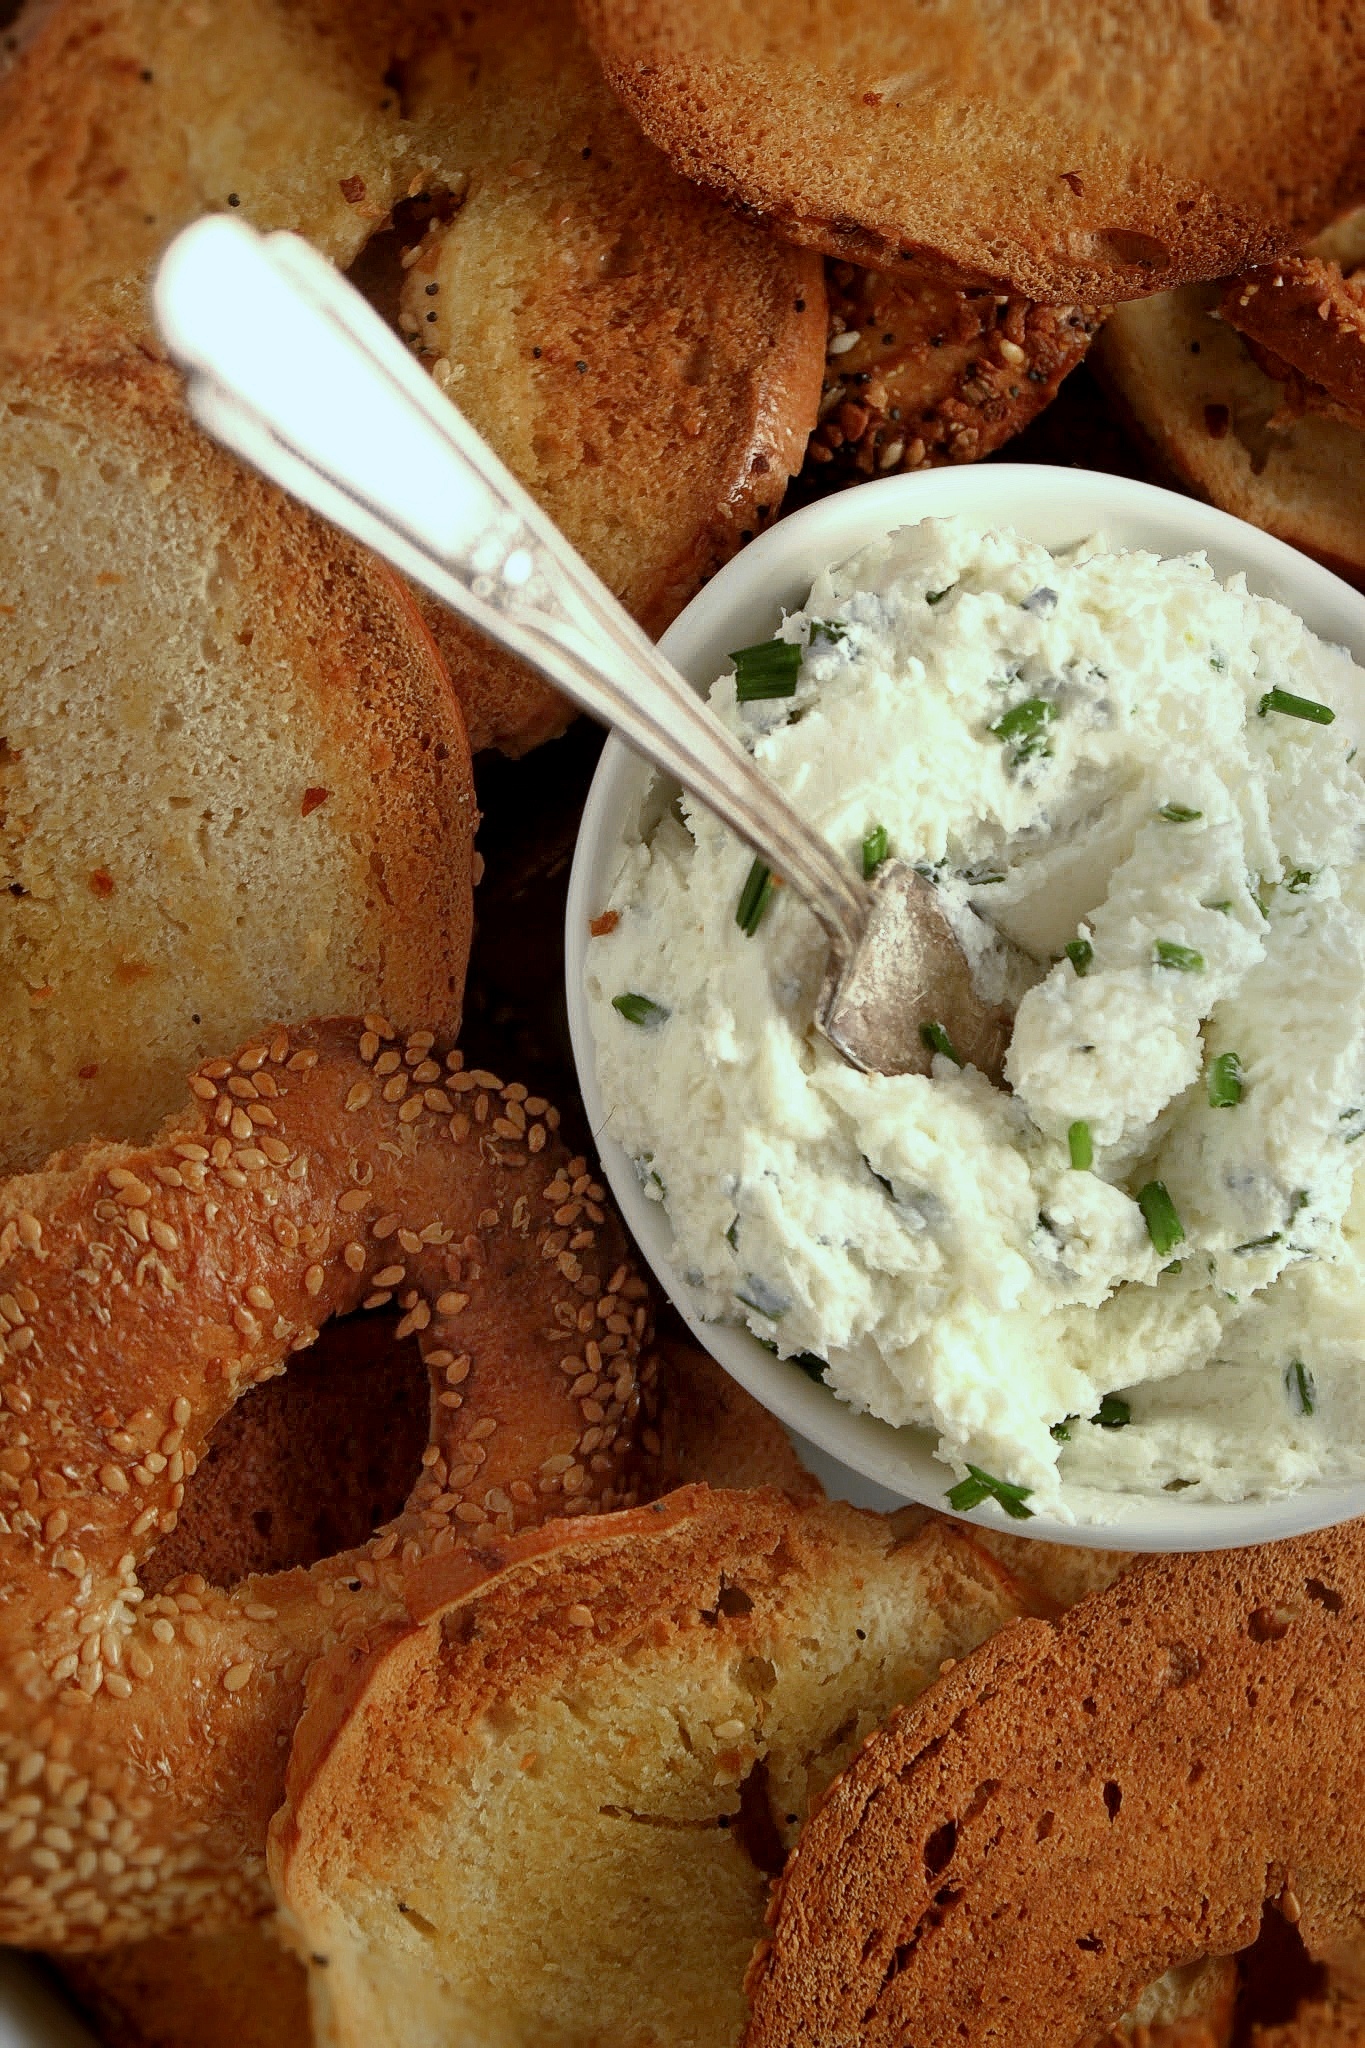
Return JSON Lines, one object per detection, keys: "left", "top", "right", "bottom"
{"left": 612, "top": 992, "right": 668, "bottom": 1027}
{"left": 1050, "top": 1417, "right": 1075, "bottom": 1443}
{"left": 1234, "top": 1231, "right": 1282, "bottom": 1254}
{"left": 945, "top": 1464, "right": 1034, "bottom": 1521}
{"left": 1067, "top": 1120, "right": 1093, "bottom": 1171}
{"left": 1207, "top": 1051, "right": 1243, "bottom": 1108}
{"left": 1138, "top": 1180, "right": 1185, "bottom": 1257}
{"left": 1092, "top": 1394, "right": 1131, "bottom": 1430}
{"left": 925, "top": 584, "right": 956, "bottom": 605}
{"left": 1258, "top": 686, "right": 1335, "bottom": 725}
{"left": 809, "top": 619, "right": 847, "bottom": 645}
{"left": 1157, "top": 803, "right": 1203, "bottom": 823}
{"left": 1210, "top": 654, "right": 1227, "bottom": 672}
{"left": 792, "top": 1351, "right": 828, "bottom": 1383}
{"left": 1285, "top": 867, "right": 1315, "bottom": 893}
{"left": 1287, "top": 1359, "right": 1315, "bottom": 1415}
{"left": 730, "top": 638, "right": 802, "bottom": 702}
{"left": 861, "top": 824, "right": 890, "bottom": 879}
{"left": 990, "top": 697, "right": 1056, "bottom": 762}
{"left": 920, "top": 1020, "right": 963, "bottom": 1066}
{"left": 1065, "top": 937, "right": 1094, "bottom": 976}
{"left": 1202, "top": 900, "right": 1233, "bottom": 914}
{"left": 725, "top": 1218, "right": 739, "bottom": 1250}
{"left": 1154, "top": 939, "right": 1205, "bottom": 972}
{"left": 735, "top": 858, "right": 775, "bottom": 936}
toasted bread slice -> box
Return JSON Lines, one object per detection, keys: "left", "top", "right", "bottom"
{"left": 387, "top": 0, "right": 824, "bottom": 755}
{"left": 746, "top": 1521, "right": 1365, "bottom": 2048}
{"left": 0, "top": 0, "right": 823, "bottom": 759}
{"left": 577, "top": 0, "right": 1364, "bottom": 306}
{"left": 0, "top": 0, "right": 434, "bottom": 340}
{"left": 0, "top": 328, "right": 474, "bottom": 1171}
{"left": 1095, "top": 212, "right": 1365, "bottom": 589}
{"left": 804, "top": 261, "right": 1100, "bottom": 485}
{"left": 56, "top": 1923, "right": 310, "bottom": 2048}
{"left": 270, "top": 1488, "right": 1042, "bottom": 2048}
{"left": 967, "top": 1528, "right": 1133, "bottom": 1611}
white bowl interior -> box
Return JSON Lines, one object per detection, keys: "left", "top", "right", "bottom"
{"left": 566, "top": 465, "right": 1365, "bottom": 1549}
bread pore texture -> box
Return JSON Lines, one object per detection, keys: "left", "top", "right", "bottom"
{"left": 269, "top": 1488, "right": 1043, "bottom": 2048}
{"left": 0, "top": 331, "right": 475, "bottom": 1171}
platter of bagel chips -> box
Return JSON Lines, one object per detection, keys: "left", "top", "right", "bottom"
{"left": 2, "top": 3, "right": 1365, "bottom": 2044}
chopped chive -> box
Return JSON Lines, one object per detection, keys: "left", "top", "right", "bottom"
{"left": 1092, "top": 1394, "right": 1131, "bottom": 1430}
{"left": 1234, "top": 1231, "right": 1282, "bottom": 1254}
{"left": 1287, "top": 1359, "right": 1316, "bottom": 1415}
{"left": 730, "top": 638, "right": 802, "bottom": 702}
{"left": 1285, "top": 867, "right": 1314, "bottom": 893}
{"left": 925, "top": 584, "right": 955, "bottom": 605}
{"left": 791, "top": 1351, "right": 828, "bottom": 1383}
{"left": 1154, "top": 939, "right": 1205, "bottom": 972}
{"left": 1258, "top": 686, "right": 1334, "bottom": 725}
{"left": 1207, "top": 1051, "right": 1243, "bottom": 1108}
{"left": 946, "top": 1464, "right": 1034, "bottom": 1520}
{"left": 1157, "top": 803, "right": 1203, "bottom": 823}
{"left": 920, "top": 1020, "right": 963, "bottom": 1066}
{"left": 1064, "top": 936, "right": 1094, "bottom": 976}
{"left": 1202, "top": 900, "right": 1233, "bottom": 914}
{"left": 1050, "top": 1417, "right": 1075, "bottom": 1443}
{"left": 735, "top": 858, "right": 775, "bottom": 936}
{"left": 1138, "top": 1180, "right": 1184, "bottom": 1257}
{"left": 990, "top": 697, "right": 1056, "bottom": 762}
{"left": 809, "top": 619, "right": 847, "bottom": 645}
{"left": 1067, "top": 1120, "right": 1093, "bottom": 1170}
{"left": 861, "top": 824, "right": 890, "bottom": 879}
{"left": 725, "top": 1217, "right": 739, "bottom": 1249}
{"left": 612, "top": 992, "right": 668, "bottom": 1027}
{"left": 1210, "top": 654, "right": 1227, "bottom": 671}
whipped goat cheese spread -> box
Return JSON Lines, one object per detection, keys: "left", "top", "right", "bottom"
{"left": 585, "top": 517, "right": 1365, "bottom": 1518}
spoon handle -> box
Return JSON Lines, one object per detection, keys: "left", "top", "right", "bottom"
{"left": 153, "top": 216, "right": 865, "bottom": 958}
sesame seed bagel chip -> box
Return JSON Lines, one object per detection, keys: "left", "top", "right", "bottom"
{"left": 0, "top": 1017, "right": 662, "bottom": 1949}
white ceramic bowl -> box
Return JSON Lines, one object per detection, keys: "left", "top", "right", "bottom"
{"left": 566, "top": 464, "right": 1365, "bottom": 1551}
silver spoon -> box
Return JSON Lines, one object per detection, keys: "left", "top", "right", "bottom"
{"left": 153, "top": 217, "right": 1010, "bottom": 1081}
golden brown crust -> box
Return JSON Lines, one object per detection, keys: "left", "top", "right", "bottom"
{"left": 0, "top": 325, "right": 477, "bottom": 1171}
{"left": 745, "top": 1521, "right": 1365, "bottom": 2048}
{"left": 0, "top": 0, "right": 432, "bottom": 341}
{"left": 269, "top": 1489, "right": 1045, "bottom": 2048}
{"left": 576, "top": 0, "right": 1365, "bottom": 305}
{"left": 0, "top": 1016, "right": 660, "bottom": 1949}
{"left": 394, "top": 0, "right": 824, "bottom": 755}
{"left": 1221, "top": 259, "right": 1365, "bottom": 434}
{"left": 55, "top": 1922, "right": 310, "bottom": 2048}
{"left": 805, "top": 263, "right": 1101, "bottom": 484}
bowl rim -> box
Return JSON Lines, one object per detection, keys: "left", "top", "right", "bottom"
{"left": 565, "top": 462, "right": 1365, "bottom": 1551}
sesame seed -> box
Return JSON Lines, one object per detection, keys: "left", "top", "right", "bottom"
{"left": 337, "top": 1190, "right": 369, "bottom": 1214}
{"left": 221, "top": 1663, "right": 252, "bottom": 1692}
{"left": 345, "top": 1083, "right": 372, "bottom": 1112}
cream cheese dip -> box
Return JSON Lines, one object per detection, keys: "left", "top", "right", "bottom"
{"left": 585, "top": 516, "right": 1365, "bottom": 1519}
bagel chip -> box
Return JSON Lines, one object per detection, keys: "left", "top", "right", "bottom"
{"left": 577, "top": 0, "right": 1365, "bottom": 304}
